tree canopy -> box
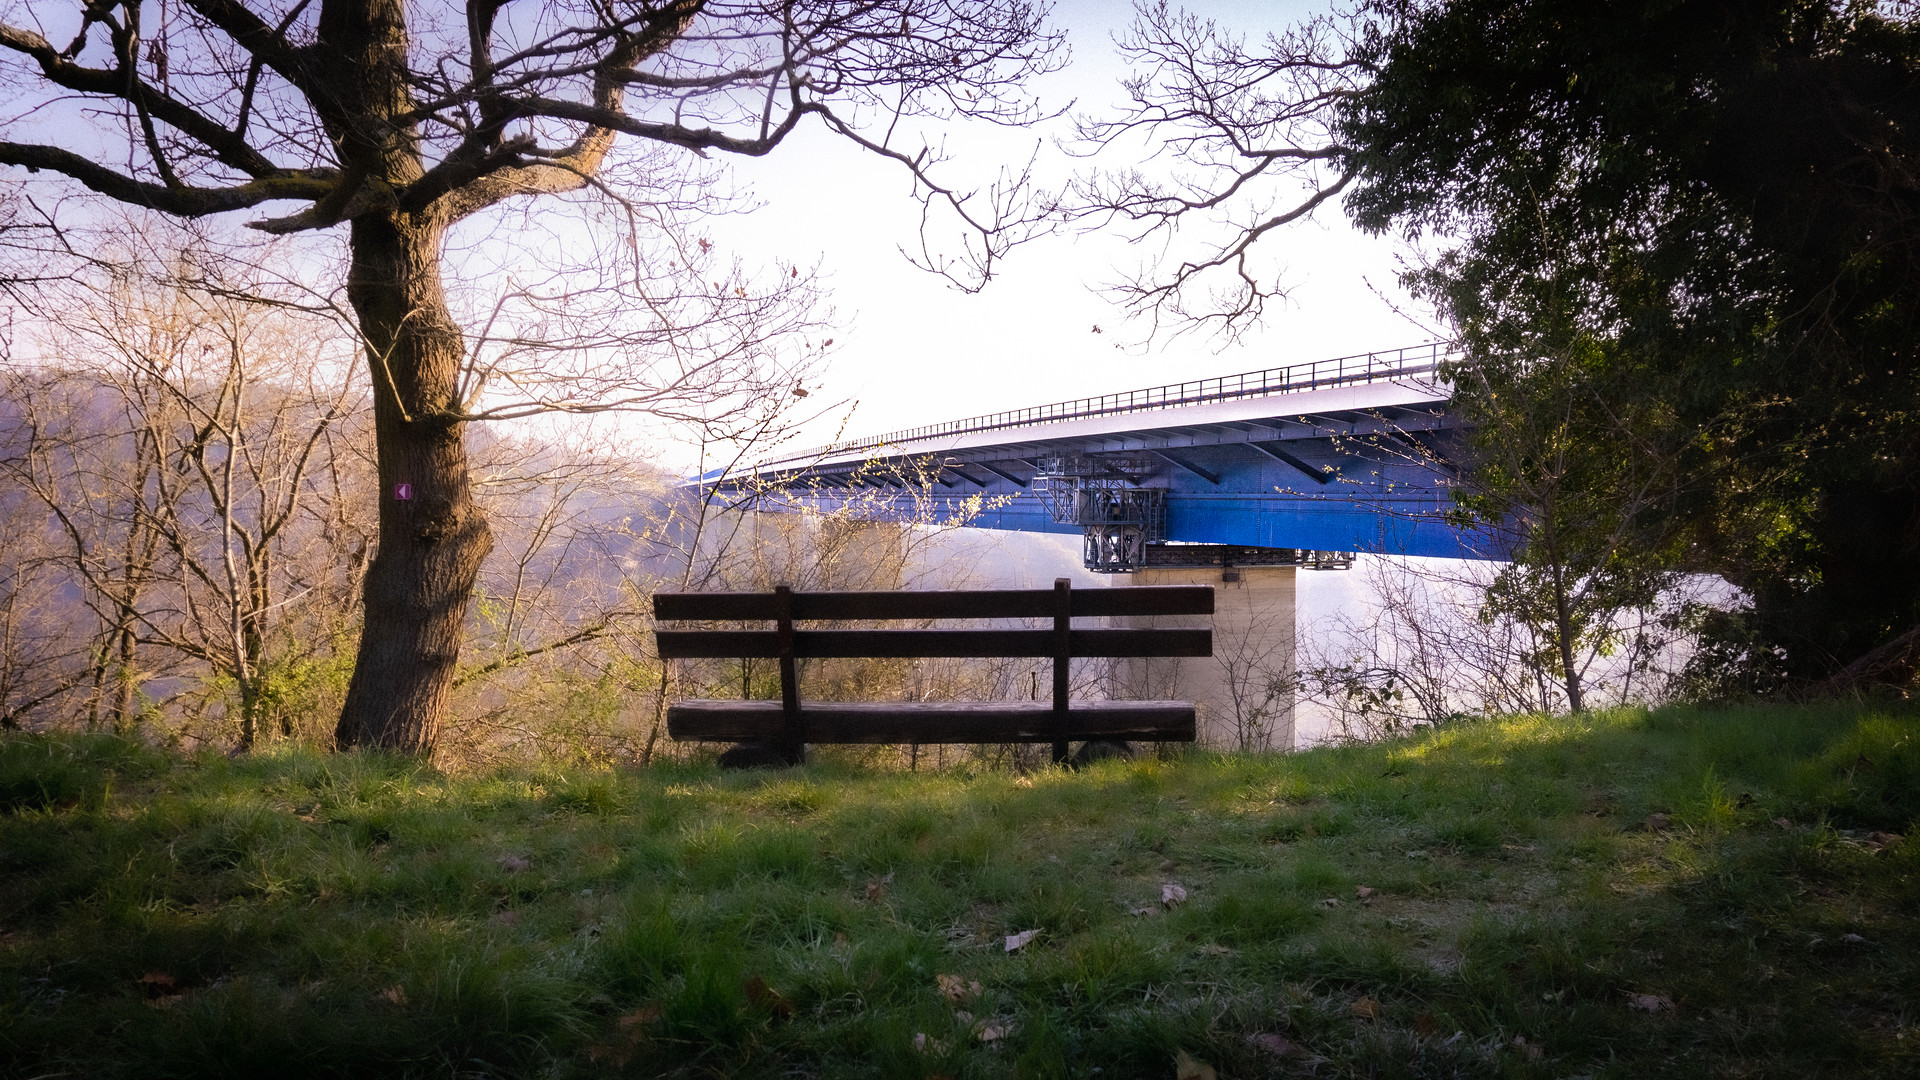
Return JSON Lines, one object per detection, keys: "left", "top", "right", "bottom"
{"left": 1076, "top": 0, "right": 1920, "bottom": 687}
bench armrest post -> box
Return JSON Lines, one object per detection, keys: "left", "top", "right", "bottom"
{"left": 1052, "top": 578, "right": 1070, "bottom": 764}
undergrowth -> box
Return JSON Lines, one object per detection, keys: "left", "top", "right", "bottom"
{"left": 1, "top": 702, "right": 1915, "bottom": 1078}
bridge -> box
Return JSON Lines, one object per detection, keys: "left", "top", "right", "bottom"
{"left": 713, "top": 342, "right": 1491, "bottom": 572}
{"left": 699, "top": 342, "right": 1492, "bottom": 753}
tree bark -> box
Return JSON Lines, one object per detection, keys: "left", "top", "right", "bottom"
{"left": 330, "top": 209, "right": 487, "bottom": 751}
{"left": 333, "top": 211, "right": 491, "bottom": 753}
{"left": 317, "top": 0, "right": 490, "bottom": 753}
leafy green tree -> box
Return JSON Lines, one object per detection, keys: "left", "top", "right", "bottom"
{"left": 1071, "top": 0, "right": 1920, "bottom": 687}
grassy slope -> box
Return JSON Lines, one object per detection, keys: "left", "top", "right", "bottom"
{"left": 0, "top": 703, "right": 1915, "bottom": 1079}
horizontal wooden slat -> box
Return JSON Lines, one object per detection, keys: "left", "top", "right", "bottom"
{"left": 655, "top": 628, "right": 1211, "bottom": 660}
{"left": 652, "top": 586, "right": 1213, "bottom": 622}
{"left": 667, "top": 699, "right": 1196, "bottom": 744}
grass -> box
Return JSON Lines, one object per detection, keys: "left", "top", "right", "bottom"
{"left": 1, "top": 702, "right": 1916, "bottom": 1079}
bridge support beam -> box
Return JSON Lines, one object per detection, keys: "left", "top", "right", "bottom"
{"left": 1111, "top": 565, "right": 1296, "bottom": 751}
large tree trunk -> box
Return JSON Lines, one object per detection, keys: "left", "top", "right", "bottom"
{"left": 333, "top": 210, "right": 491, "bottom": 753}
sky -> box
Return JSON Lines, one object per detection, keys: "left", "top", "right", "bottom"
{"left": 691, "top": 0, "right": 1443, "bottom": 468}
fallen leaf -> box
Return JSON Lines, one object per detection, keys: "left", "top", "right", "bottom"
{"left": 1162, "top": 883, "right": 1188, "bottom": 907}
{"left": 1841, "top": 932, "right": 1868, "bottom": 944}
{"left": 744, "top": 974, "right": 795, "bottom": 1019}
{"left": 1355, "top": 885, "right": 1375, "bottom": 899}
{"left": 489, "top": 909, "right": 521, "bottom": 926}
{"left": 1128, "top": 905, "right": 1158, "bottom": 917}
{"left": 1413, "top": 1012, "right": 1438, "bottom": 1036}
{"left": 1644, "top": 813, "right": 1671, "bottom": 832}
{"left": 1005, "top": 929, "right": 1040, "bottom": 952}
{"left": 1320, "top": 897, "right": 1340, "bottom": 908}
{"left": 1196, "top": 944, "right": 1232, "bottom": 956}
{"left": 913, "top": 1032, "right": 951, "bottom": 1055}
{"left": 616, "top": 1004, "right": 661, "bottom": 1029}
{"left": 1866, "top": 832, "right": 1903, "bottom": 850}
{"left": 1350, "top": 996, "right": 1381, "bottom": 1020}
{"left": 1174, "top": 1049, "right": 1217, "bottom": 1080}
{"left": 1013, "top": 776, "right": 1033, "bottom": 789}
{"left": 1627, "top": 992, "right": 1674, "bottom": 1014}
{"left": 936, "top": 974, "right": 982, "bottom": 1003}
{"left": 494, "top": 854, "right": 531, "bottom": 873}
{"left": 833, "top": 931, "right": 850, "bottom": 948}
{"left": 380, "top": 985, "right": 409, "bottom": 1006}
{"left": 1644, "top": 950, "right": 1664, "bottom": 965}
{"left": 1246, "top": 1032, "right": 1295, "bottom": 1055}
{"left": 978, "top": 1022, "right": 1011, "bottom": 1043}
{"left": 1512, "top": 1035, "right": 1544, "bottom": 1061}
{"left": 137, "top": 971, "right": 177, "bottom": 994}
{"left": 1773, "top": 817, "right": 1794, "bottom": 830}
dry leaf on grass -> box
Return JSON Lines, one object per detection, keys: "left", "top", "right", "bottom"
{"left": 587, "top": 1005, "right": 661, "bottom": 1066}
{"left": 1627, "top": 992, "right": 1674, "bottom": 1014}
{"left": 936, "top": 974, "right": 982, "bottom": 1003}
{"left": 1320, "top": 897, "right": 1340, "bottom": 908}
{"left": 1512, "top": 1035, "right": 1544, "bottom": 1061}
{"left": 865, "top": 871, "right": 894, "bottom": 901}
{"left": 617, "top": 1004, "right": 661, "bottom": 1030}
{"left": 1174, "top": 1049, "right": 1217, "bottom": 1080}
{"left": 1013, "top": 776, "right": 1034, "bottom": 789}
{"left": 1413, "top": 1012, "right": 1438, "bottom": 1036}
{"left": 1129, "top": 905, "right": 1158, "bottom": 917}
{"left": 1162, "top": 883, "right": 1188, "bottom": 907}
{"left": 380, "top": 985, "right": 409, "bottom": 1006}
{"left": 1356, "top": 885, "right": 1375, "bottom": 899}
{"left": 494, "top": 854, "right": 531, "bottom": 873}
{"left": 1644, "top": 813, "right": 1671, "bottom": 831}
{"left": 1005, "top": 929, "right": 1040, "bottom": 952}
{"left": 1350, "top": 995, "right": 1381, "bottom": 1020}
{"left": 1196, "top": 944, "right": 1232, "bottom": 956}
{"left": 978, "top": 1022, "right": 1011, "bottom": 1043}
{"left": 1773, "top": 817, "right": 1794, "bottom": 830}
{"left": 912, "top": 1032, "right": 950, "bottom": 1055}
{"left": 137, "top": 971, "right": 177, "bottom": 994}
{"left": 744, "top": 975, "right": 795, "bottom": 1019}
{"left": 1245, "top": 1032, "right": 1295, "bottom": 1055}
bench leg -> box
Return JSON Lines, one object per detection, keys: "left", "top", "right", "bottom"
{"left": 718, "top": 741, "right": 807, "bottom": 770}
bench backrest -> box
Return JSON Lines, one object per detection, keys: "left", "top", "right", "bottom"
{"left": 652, "top": 579, "right": 1213, "bottom": 756}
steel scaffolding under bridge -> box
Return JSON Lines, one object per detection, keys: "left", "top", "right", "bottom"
{"left": 702, "top": 342, "right": 1502, "bottom": 572}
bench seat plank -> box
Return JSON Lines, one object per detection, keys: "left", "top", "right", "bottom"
{"left": 667, "top": 699, "right": 1196, "bottom": 744}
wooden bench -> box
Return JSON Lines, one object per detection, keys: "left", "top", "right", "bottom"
{"left": 653, "top": 578, "right": 1213, "bottom": 766}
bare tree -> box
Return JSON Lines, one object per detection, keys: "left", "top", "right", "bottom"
{"left": 1058, "top": 2, "right": 1368, "bottom": 341}
{"left": 2, "top": 242, "right": 376, "bottom": 744}
{"left": 1, "top": 0, "right": 1065, "bottom": 754}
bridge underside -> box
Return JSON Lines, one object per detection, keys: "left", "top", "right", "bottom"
{"left": 716, "top": 348, "right": 1502, "bottom": 571}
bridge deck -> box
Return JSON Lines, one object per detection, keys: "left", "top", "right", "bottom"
{"left": 710, "top": 343, "right": 1497, "bottom": 564}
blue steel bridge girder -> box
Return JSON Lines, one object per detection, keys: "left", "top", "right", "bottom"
{"left": 710, "top": 344, "right": 1505, "bottom": 566}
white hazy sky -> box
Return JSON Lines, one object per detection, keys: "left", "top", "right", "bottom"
{"left": 690, "top": 0, "right": 1442, "bottom": 467}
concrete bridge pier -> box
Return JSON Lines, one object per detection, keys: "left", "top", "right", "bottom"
{"left": 1112, "top": 565, "right": 1297, "bottom": 751}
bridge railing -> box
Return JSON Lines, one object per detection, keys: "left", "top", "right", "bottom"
{"left": 761, "top": 341, "right": 1456, "bottom": 471}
